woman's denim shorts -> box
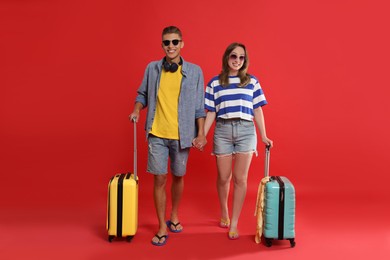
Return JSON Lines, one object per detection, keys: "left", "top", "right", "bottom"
{"left": 213, "top": 118, "right": 257, "bottom": 156}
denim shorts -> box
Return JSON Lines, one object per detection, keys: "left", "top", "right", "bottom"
{"left": 213, "top": 118, "right": 257, "bottom": 156}
{"left": 147, "top": 135, "right": 190, "bottom": 176}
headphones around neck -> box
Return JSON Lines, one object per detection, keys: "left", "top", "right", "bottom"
{"left": 163, "top": 58, "right": 183, "bottom": 72}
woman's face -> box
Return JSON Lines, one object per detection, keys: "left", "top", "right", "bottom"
{"left": 228, "top": 46, "right": 245, "bottom": 76}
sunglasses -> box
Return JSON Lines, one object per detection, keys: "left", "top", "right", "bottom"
{"left": 229, "top": 54, "right": 245, "bottom": 61}
{"left": 162, "top": 39, "right": 182, "bottom": 46}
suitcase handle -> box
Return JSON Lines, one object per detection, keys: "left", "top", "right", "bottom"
{"left": 264, "top": 145, "right": 271, "bottom": 177}
{"left": 132, "top": 117, "right": 137, "bottom": 180}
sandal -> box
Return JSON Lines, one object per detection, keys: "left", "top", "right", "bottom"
{"left": 151, "top": 234, "right": 168, "bottom": 246}
{"left": 219, "top": 218, "right": 230, "bottom": 228}
{"left": 228, "top": 230, "right": 239, "bottom": 240}
{"left": 166, "top": 220, "right": 183, "bottom": 233}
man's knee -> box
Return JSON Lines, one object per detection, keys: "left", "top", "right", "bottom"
{"left": 154, "top": 174, "right": 167, "bottom": 187}
{"left": 172, "top": 174, "right": 184, "bottom": 183}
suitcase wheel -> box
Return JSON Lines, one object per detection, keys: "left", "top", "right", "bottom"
{"left": 265, "top": 238, "right": 272, "bottom": 247}
{"left": 108, "top": 235, "right": 115, "bottom": 243}
{"left": 126, "top": 236, "right": 134, "bottom": 242}
{"left": 289, "top": 238, "right": 296, "bottom": 247}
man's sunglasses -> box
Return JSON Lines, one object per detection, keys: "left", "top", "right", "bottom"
{"left": 229, "top": 54, "right": 245, "bottom": 61}
{"left": 162, "top": 39, "right": 182, "bottom": 46}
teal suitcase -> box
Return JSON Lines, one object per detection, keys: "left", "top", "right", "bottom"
{"left": 263, "top": 146, "right": 296, "bottom": 247}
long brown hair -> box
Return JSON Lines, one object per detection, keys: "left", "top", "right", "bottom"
{"left": 219, "top": 42, "right": 250, "bottom": 87}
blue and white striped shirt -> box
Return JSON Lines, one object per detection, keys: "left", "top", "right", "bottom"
{"left": 205, "top": 75, "right": 267, "bottom": 120}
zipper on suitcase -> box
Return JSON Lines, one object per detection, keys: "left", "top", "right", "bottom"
{"left": 116, "top": 173, "right": 126, "bottom": 237}
{"left": 107, "top": 175, "right": 115, "bottom": 231}
{"left": 275, "top": 176, "right": 285, "bottom": 240}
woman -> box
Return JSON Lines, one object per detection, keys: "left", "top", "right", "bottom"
{"left": 202, "top": 42, "right": 273, "bottom": 240}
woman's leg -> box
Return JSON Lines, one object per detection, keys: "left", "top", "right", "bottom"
{"left": 229, "top": 152, "right": 253, "bottom": 238}
{"left": 216, "top": 155, "right": 233, "bottom": 226}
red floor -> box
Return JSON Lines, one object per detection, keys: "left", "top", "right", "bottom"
{"left": 2, "top": 172, "right": 389, "bottom": 260}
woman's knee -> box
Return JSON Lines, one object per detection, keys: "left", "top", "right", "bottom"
{"left": 232, "top": 175, "right": 248, "bottom": 187}
{"left": 217, "top": 174, "right": 231, "bottom": 185}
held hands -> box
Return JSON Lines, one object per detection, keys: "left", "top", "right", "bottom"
{"left": 192, "top": 135, "right": 207, "bottom": 151}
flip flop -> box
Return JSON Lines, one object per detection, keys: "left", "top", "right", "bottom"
{"left": 166, "top": 220, "right": 183, "bottom": 233}
{"left": 228, "top": 231, "right": 239, "bottom": 240}
{"left": 151, "top": 234, "right": 168, "bottom": 246}
{"left": 219, "top": 218, "right": 230, "bottom": 228}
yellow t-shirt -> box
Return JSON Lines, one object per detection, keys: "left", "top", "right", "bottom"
{"left": 150, "top": 67, "right": 182, "bottom": 139}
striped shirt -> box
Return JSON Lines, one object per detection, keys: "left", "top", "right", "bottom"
{"left": 205, "top": 75, "right": 267, "bottom": 120}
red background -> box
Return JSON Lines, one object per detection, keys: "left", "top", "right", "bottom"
{"left": 1, "top": 0, "right": 389, "bottom": 259}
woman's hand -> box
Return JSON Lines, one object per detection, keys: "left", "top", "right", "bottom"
{"left": 262, "top": 136, "right": 273, "bottom": 148}
{"left": 192, "top": 136, "right": 207, "bottom": 151}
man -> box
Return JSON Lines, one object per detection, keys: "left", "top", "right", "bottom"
{"left": 129, "top": 26, "right": 206, "bottom": 246}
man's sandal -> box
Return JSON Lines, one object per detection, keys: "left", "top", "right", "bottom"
{"left": 151, "top": 234, "right": 168, "bottom": 246}
{"left": 166, "top": 220, "right": 183, "bottom": 233}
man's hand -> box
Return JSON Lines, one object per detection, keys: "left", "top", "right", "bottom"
{"left": 192, "top": 136, "right": 207, "bottom": 151}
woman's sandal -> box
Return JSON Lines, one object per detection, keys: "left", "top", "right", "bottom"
{"left": 228, "top": 230, "right": 239, "bottom": 240}
{"left": 219, "top": 218, "right": 230, "bottom": 228}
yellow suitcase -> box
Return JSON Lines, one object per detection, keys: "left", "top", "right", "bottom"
{"left": 107, "top": 173, "right": 138, "bottom": 242}
{"left": 107, "top": 120, "right": 138, "bottom": 242}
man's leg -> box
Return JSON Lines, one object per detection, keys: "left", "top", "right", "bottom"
{"left": 148, "top": 135, "right": 170, "bottom": 244}
{"left": 151, "top": 174, "right": 168, "bottom": 244}
{"left": 169, "top": 174, "right": 184, "bottom": 231}
{"left": 167, "top": 142, "right": 189, "bottom": 232}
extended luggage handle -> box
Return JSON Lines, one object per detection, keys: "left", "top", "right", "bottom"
{"left": 264, "top": 145, "right": 271, "bottom": 177}
{"left": 132, "top": 117, "right": 137, "bottom": 180}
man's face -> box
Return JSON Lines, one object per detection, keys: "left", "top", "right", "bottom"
{"left": 162, "top": 33, "right": 184, "bottom": 63}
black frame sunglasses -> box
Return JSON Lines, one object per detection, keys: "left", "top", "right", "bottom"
{"left": 162, "top": 39, "right": 182, "bottom": 46}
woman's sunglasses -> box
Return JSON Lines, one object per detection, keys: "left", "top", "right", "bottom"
{"left": 229, "top": 54, "right": 245, "bottom": 61}
{"left": 162, "top": 39, "right": 182, "bottom": 46}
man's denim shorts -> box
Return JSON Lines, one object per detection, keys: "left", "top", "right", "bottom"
{"left": 213, "top": 118, "right": 257, "bottom": 156}
{"left": 147, "top": 134, "right": 190, "bottom": 176}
